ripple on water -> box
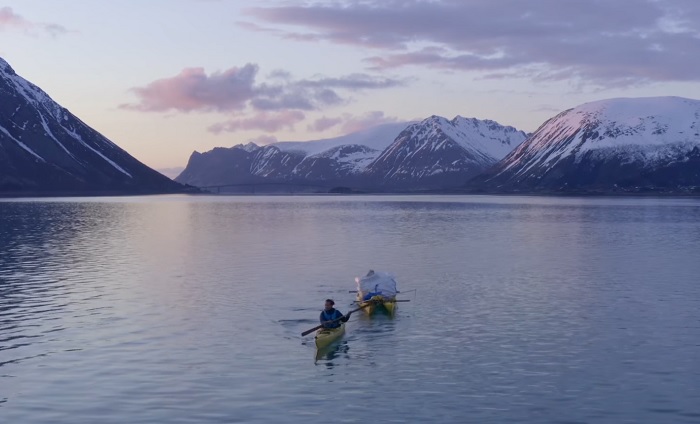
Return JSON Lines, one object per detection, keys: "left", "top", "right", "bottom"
{"left": 1, "top": 196, "right": 700, "bottom": 423}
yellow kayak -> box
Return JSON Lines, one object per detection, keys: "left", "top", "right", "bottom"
{"left": 315, "top": 323, "right": 345, "bottom": 349}
{"left": 356, "top": 294, "right": 397, "bottom": 316}
{"left": 355, "top": 271, "right": 399, "bottom": 316}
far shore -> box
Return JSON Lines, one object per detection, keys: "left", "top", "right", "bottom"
{"left": 3, "top": 188, "right": 698, "bottom": 200}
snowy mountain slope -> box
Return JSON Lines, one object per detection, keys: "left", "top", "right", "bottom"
{"left": 175, "top": 145, "right": 305, "bottom": 187}
{"left": 176, "top": 115, "right": 528, "bottom": 191}
{"left": 176, "top": 123, "right": 408, "bottom": 188}
{"left": 290, "top": 144, "right": 380, "bottom": 181}
{"left": 0, "top": 57, "right": 184, "bottom": 194}
{"left": 364, "top": 115, "right": 527, "bottom": 189}
{"left": 176, "top": 142, "right": 379, "bottom": 187}
{"left": 475, "top": 97, "right": 700, "bottom": 192}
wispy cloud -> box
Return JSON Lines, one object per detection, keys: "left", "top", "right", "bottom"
{"left": 339, "top": 111, "right": 400, "bottom": 133}
{"left": 123, "top": 63, "right": 404, "bottom": 132}
{"left": 308, "top": 111, "right": 399, "bottom": 133}
{"left": 245, "top": 0, "right": 700, "bottom": 87}
{"left": 208, "top": 110, "right": 306, "bottom": 133}
{"left": 308, "top": 116, "right": 343, "bottom": 132}
{"left": 0, "top": 7, "right": 70, "bottom": 37}
{"left": 123, "top": 64, "right": 402, "bottom": 113}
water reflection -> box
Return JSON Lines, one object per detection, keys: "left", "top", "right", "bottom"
{"left": 0, "top": 195, "right": 699, "bottom": 424}
{"left": 311, "top": 308, "right": 401, "bottom": 367}
{"left": 0, "top": 202, "right": 129, "bottom": 408}
{"left": 314, "top": 341, "right": 350, "bottom": 366}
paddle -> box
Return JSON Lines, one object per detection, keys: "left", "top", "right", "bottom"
{"left": 301, "top": 303, "right": 372, "bottom": 337}
{"left": 352, "top": 299, "right": 411, "bottom": 304}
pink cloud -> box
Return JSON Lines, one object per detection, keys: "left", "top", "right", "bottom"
{"left": 0, "top": 7, "right": 25, "bottom": 29}
{"left": 122, "top": 63, "right": 401, "bottom": 114}
{"left": 208, "top": 110, "right": 306, "bottom": 133}
{"left": 0, "top": 7, "right": 69, "bottom": 37}
{"left": 122, "top": 65, "right": 258, "bottom": 112}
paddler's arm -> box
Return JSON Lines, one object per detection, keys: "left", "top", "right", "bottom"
{"left": 340, "top": 311, "right": 351, "bottom": 322}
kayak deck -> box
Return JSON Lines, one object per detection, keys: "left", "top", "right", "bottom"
{"left": 315, "top": 322, "right": 345, "bottom": 349}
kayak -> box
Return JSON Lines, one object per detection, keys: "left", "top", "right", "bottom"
{"left": 357, "top": 294, "right": 397, "bottom": 316}
{"left": 315, "top": 323, "right": 345, "bottom": 349}
{"left": 355, "top": 270, "right": 399, "bottom": 316}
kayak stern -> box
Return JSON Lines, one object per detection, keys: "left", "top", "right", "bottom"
{"left": 315, "top": 322, "right": 345, "bottom": 349}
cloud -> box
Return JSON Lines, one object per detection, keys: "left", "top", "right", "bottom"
{"left": 299, "top": 74, "right": 404, "bottom": 90}
{"left": 123, "top": 64, "right": 403, "bottom": 113}
{"left": 0, "top": 7, "right": 69, "bottom": 37}
{"left": 250, "top": 83, "right": 343, "bottom": 111}
{"left": 122, "top": 65, "right": 259, "bottom": 112}
{"left": 531, "top": 104, "right": 563, "bottom": 114}
{"left": 0, "top": 7, "right": 25, "bottom": 28}
{"left": 339, "top": 111, "right": 400, "bottom": 133}
{"left": 308, "top": 111, "right": 399, "bottom": 133}
{"left": 246, "top": 0, "right": 700, "bottom": 86}
{"left": 208, "top": 110, "right": 306, "bottom": 133}
{"left": 308, "top": 116, "right": 343, "bottom": 132}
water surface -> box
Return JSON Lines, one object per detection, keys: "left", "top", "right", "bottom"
{"left": 1, "top": 195, "right": 699, "bottom": 423}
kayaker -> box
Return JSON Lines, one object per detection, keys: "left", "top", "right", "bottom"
{"left": 320, "top": 299, "right": 350, "bottom": 329}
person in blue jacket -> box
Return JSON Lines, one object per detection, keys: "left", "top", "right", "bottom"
{"left": 320, "top": 299, "right": 350, "bottom": 329}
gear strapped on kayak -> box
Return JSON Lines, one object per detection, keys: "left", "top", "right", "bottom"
{"left": 355, "top": 270, "right": 399, "bottom": 316}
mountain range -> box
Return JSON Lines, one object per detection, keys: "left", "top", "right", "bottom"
{"left": 472, "top": 97, "right": 700, "bottom": 194}
{"left": 178, "top": 96, "right": 700, "bottom": 195}
{"left": 3, "top": 56, "right": 699, "bottom": 196}
{"left": 176, "top": 117, "right": 527, "bottom": 191}
{"left": 0, "top": 57, "right": 186, "bottom": 195}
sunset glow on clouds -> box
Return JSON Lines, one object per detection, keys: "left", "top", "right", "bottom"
{"left": 1, "top": 0, "right": 699, "bottom": 169}
{"left": 121, "top": 63, "right": 404, "bottom": 134}
{"left": 0, "top": 6, "right": 69, "bottom": 37}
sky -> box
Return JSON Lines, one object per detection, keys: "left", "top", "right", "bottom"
{"left": 2, "top": 0, "right": 700, "bottom": 171}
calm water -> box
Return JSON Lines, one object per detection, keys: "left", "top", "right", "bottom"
{"left": 1, "top": 195, "right": 699, "bottom": 423}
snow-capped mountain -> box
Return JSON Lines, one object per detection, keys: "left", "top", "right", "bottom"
{"left": 175, "top": 117, "right": 527, "bottom": 191}
{"left": 291, "top": 144, "right": 381, "bottom": 182}
{"left": 175, "top": 144, "right": 303, "bottom": 187}
{"left": 475, "top": 97, "right": 700, "bottom": 192}
{"left": 364, "top": 116, "right": 527, "bottom": 189}
{"left": 175, "top": 123, "right": 410, "bottom": 190}
{"left": 0, "top": 57, "right": 185, "bottom": 194}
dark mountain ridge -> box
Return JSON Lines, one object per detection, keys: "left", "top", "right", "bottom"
{"left": 0, "top": 57, "right": 187, "bottom": 195}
